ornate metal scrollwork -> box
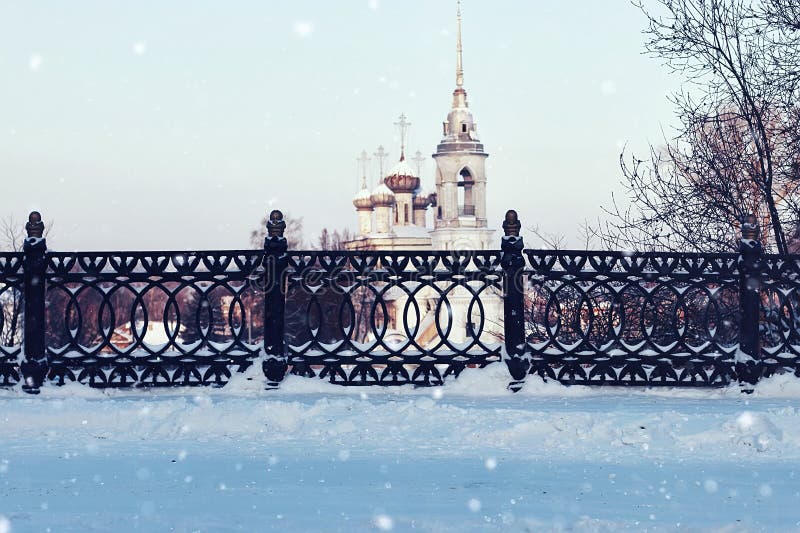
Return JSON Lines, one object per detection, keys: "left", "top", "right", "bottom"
{"left": 4, "top": 205, "right": 799, "bottom": 392}
{"left": 0, "top": 252, "right": 24, "bottom": 386}
{"left": 44, "top": 250, "right": 264, "bottom": 387}
{"left": 522, "top": 250, "right": 741, "bottom": 387}
{"left": 759, "top": 254, "right": 800, "bottom": 378}
{"left": 283, "top": 250, "right": 504, "bottom": 386}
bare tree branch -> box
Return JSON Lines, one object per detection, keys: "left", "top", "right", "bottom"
{"left": 603, "top": 0, "right": 800, "bottom": 253}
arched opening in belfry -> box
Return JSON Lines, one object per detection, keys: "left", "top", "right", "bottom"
{"left": 457, "top": 168, "right": 475, "bottom": 216}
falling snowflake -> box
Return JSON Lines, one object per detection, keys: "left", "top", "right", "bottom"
{"left": 373, "top": 514, "right": 394, "bottom": 531}
{"left": 293, "top": 21, "right": 315, "bottom": 38}
{"left": 132, "top": 41, "right": 147, "bottom": 56}
{"left": 600, "top": 80, "right": 617, "bottom": 96}
{"left": 29, "top": 54, "right": 42, "bottom": 71}
{"left": 736, "top": 411, "right": 755, "bottom": 430}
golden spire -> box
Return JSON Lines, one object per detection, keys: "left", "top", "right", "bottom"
{"left": 456, "top": 0, "right": 464, "bottom": 89}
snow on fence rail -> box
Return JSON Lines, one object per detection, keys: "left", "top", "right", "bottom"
{"left": 0, "top": 210, "right": 797, "bottom": 394}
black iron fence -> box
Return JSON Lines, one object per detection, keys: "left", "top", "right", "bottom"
{"left": 0, "top": 210, "right": 797, "bottom": 394}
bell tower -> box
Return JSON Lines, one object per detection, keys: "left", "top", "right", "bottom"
{"left": 430, "top": 0, "right": 495, "bottom": 250}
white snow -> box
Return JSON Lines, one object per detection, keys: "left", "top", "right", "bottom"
{"left": 1, "top": 364, "right": 800, "bottom": 530}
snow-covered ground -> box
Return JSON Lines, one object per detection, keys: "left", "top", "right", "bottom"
{"left": 2, "top": 365, "right": 800, "bottom": 532}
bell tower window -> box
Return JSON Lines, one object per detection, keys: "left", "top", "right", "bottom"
{"left": 457, "top": 168, "right": 475, "bottom": 216}
{"left": 461, "top": 123, "right": 467, "bottom": 133}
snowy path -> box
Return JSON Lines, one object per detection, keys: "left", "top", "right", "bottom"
{"left": 1, "top": 366, "right": 800, "bottom": 532}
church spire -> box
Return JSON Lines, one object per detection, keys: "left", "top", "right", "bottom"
{"left": 456, "top": 0, "right": 464, "bottom": 89}
{"left": 451, "top": 0, "right": 468, "bottom": 110}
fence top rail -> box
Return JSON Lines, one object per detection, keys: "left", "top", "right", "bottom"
{"left": 46, "top": 250, "right": 264, "bottom": 279}
{"left": 0, "top": 252, "right": 24, "bottom": 280}
{"left": 16, "top": 246, "right": 800, "bottom": 280}
{"left": 284, "top": 250, "right": 504, "bottom": 275}
{"left": 524, "top": 249, "right": 740, "bottom": 259}
{"left": 761, "top": 254, "right": 800, "bottom": 279}
{"left": 523, "top": 249, "right": 741, "bottom": 279}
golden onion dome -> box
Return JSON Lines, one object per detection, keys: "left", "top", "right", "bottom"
{"left": 353, "top": 186, "right": 374, "bottom": 209}
{"left": 384, "top": 158, "right": 420, "bottom": 194}
{"left": 370, "top": 181, "right": 396, "bottom": 207}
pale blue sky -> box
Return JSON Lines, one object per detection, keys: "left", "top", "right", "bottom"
{"left": 0, "top": 0, "right": 679, "bottom": 250}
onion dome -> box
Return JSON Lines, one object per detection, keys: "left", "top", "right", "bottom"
{"left": 370, "top": 181, "right": 396, "bottom": 207}
{"left": 353, "top": 186, "right": 374, "bottom": 210}
{"left": 384, "top": 157, "right": 420, "bottom": 194}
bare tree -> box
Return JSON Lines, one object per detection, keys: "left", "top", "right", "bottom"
{"left": 0, "top": 216, "right": 25, "bottom": 253}
{"left": 764, "top": 0, "right": 800, "bottom": 32}
{"left": 314, "top": 227, "right": 355, "bottom": 250}
{"left": 527, "top": 225, "right": 566, "bottom": 250}
{"left": 0, "top": 217, "right": 24, "bottom": 348}
{"left": 603, "top": 0, "right": 800, "bottom": 253}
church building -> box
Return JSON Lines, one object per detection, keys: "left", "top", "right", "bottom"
{"left": 344, "top": 1, "right": 494, "bottom": 251}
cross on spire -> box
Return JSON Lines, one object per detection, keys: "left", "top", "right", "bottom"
{"left": 357, "top": 150, "right": 370, "bottom": 189}
{"left": 373, "top": 145, "right": 388, "bottom": 179}
{"left": 456, "top": 0, "right": 464, "bottom": 88}
{"left": 412, "top": 150, "right": 425, "bottom": 177}
{"left": 394, "top": 113, "right": 411, "bottom": 161}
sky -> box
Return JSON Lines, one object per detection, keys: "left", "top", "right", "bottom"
{"left": 0, "top": 0, "right": 681, "bottom": 251}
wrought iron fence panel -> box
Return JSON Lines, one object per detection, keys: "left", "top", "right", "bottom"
{"left": 4, "top": 209, "right": 791, "bottom": 394}
{"left": 759, "top": 254, "right": 800, "bottom": 376}
{"left": 284, "top": 250, "right": 504, "bottom": 386}
{"left": 522, "top": 250, "right": 740, "bottom": 386}
{"left": 44, "top": 250, "right": 264, "bottom": 387}
{"left": 0, "top": 252, "right": 24, "bottom": 386}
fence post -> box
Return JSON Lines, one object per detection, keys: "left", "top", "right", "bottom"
{"left": 262, "top": 210, "right": 289, "bottom": 389}
{"left": 21, "top": 211, "right": 47, "bottom": 394}
{"left": 737, "top": 214, "right": 763, "bottom": 392}
{"left": 501, "top": 210, "right": 529, "bottom": 392}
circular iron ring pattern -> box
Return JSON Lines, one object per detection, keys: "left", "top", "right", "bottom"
{"left": 284, "top": 251, "right": 504, "bottom": 386}
{"left": 45, "top": 251, "right": 263, "bottom": 387}
{"left": 523, "top": 250, "right": 740, "bottom": 387}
